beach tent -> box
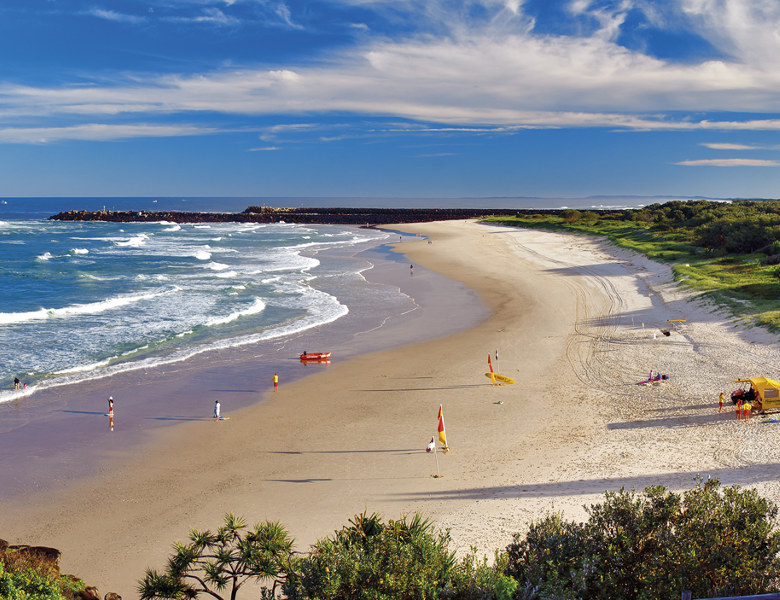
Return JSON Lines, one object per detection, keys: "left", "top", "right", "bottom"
{"left": 734, "top": 377, "right": 780, "bottom": 411}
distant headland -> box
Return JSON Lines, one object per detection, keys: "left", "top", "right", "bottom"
{"left": 49, "top": 205, "right": 523, "bottom": 225}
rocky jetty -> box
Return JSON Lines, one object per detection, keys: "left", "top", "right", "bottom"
{"left": 49, "top": 205, "right": 521, "bottom": 225}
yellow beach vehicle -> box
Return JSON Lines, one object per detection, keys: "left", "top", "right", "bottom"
{"left": 733, "top": 377, "right": 780, "bottom": 412}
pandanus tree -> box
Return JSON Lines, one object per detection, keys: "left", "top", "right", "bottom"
{"left": 138, "top": 513, "right": 297, "bottom": 600}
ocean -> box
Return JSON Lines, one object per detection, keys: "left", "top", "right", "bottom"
{"left": 0, "top": 199, "right": 411, "bottom": 404}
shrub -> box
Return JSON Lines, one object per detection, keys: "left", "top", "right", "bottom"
{"left": 288, "top": 512, "right": 459, "bottom": 600}
{"left": 445, "top": 550, "right": 518, "bottom": 600}
{"left": 504, "top": 479, "right": 780, "bottom": 600}
{"left": 0, "top": 557, "right": 67, "bottom": 600}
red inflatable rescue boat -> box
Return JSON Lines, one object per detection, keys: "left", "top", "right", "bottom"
{"left": 300, "top": 352, "right": 332, "bottom": 361}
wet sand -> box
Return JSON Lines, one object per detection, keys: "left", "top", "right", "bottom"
{"left": 2, "top": 220, "right": 779, "bottom": 598}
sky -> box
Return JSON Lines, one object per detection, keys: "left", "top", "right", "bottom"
{"left": 1, "top": 0, "right": 780, "bottom": 200}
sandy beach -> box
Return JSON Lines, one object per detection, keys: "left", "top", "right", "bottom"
{"left": 2, "top": 220, "right": 779, "bottom": 597}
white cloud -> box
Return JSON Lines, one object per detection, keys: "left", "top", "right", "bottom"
{"left": 85, "top": 8, "right": 146, "bottom": 24}
{"left": 0, "top": 124, "right": 216, "bottom": 144}
{"left": 675, "top": 158, "right": 780, "bottom": 166}
{"left": 275, "top": 3, "right": 303, "bottom": 29}
{"left": 700, "top": 142, "right": 756, "bottom": 150}
{"left": 3, "top": 0, "right": 780, "bottom": 143}
{"left": 189, "top": 7, "right": 238, "bottom": 24}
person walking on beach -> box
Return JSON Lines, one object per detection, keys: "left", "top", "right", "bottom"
{"left": 272, "top": 373, "right": 278, "bottom": 392}
{"left": 214, "top": 400, "right": 221, "bottom": 421}
{"left": 108, "top": 396, "right": 114, "bottom": 415}
{"left": 410, "top": 264, "right": 414, "bottom": 275}
{"left": 718, "top": 391, "right": 724, "bottom": 413}
{"left": 736, "top": 397, "right": 743, "bottom": 420}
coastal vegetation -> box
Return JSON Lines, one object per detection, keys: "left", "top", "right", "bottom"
{"left": 482, "top": 200, "right": 780, "bottom": 330}
{"left": 130, "top": 480, "right": 779, "bottom": 600}
{"left": 0, "top": 544, "right": 85, "bottom": 600}
{"left": 137, "top": 514, "right": 295, "bottom": 600}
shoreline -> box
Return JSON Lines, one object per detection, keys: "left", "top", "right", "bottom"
{"left": 0, "top": 230, "right": 486, "bottom": 504}
{"left": 2, "top": 220, "right": 779, "bottom": 598}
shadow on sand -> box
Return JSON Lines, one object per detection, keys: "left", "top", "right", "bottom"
{"left": 386, "top": 463, "right": 780, "bottom": 502}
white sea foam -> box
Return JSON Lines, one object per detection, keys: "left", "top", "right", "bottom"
{"left": 80, "top": 274, "right": 115, "bottom": 281}
{"left": 54, "top": 357, "right": 113, "bottom": 375}
{"left": 0, "top": 385, "right": 35, "bottom": 405}
{"left": 115, "top": 233, "right": 150, "bottom": 247}
{"left": 205, "top": 297, "right": 266, "bottom": 327}
{"left": 194, "top": 250, "right": 212, "bottom": 260}
{"left": 70, "top": 248, "right": 89, "bottom": 255}
{"left": 37, "top": 251, "right": 54, "bottom": 261}
{"left": 205, "top": 261, "right": 230, "bottom": 271}
{"left": 260, "top": 253, "right": 320, "bottom": 273}
{"left": 121, "top": 343, "right": 150, "bottom": 356}
{"left": 214, "top": 270, "right": 237, "bottom": 278}
{"left": 0, "top": 288, "right": 176, "bottom": 325}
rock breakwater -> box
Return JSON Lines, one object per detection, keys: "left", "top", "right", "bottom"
{"left": 49, "top": 206, "right": 520, "bottom": 225}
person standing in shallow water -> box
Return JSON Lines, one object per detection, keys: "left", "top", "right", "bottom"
{"left": 410, "top": 264, "right": 413, "bottom": 275}
{"left": 214, "top": 400, "right": 221, "bottom": 421}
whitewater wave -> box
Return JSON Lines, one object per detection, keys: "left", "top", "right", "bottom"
{"left": 205, "top": 297, "right": 266, "bottom": 327}
{"left": 70, "top": 248, "right": 89, "bottom": 255}
{"left": 80, "top": 273, "right": 123, "bottom": 281}
{"left": 205, "top": 261, "right": 229, "bottom": 271}
{"left": 0, "top": 288, "right": 177, "bottom": 325}
{"left": 194, "top": 250, "right": 211, "bottom": 260}
{"left": 115, "top": 233, "right": 150, "bottom": 247}
{"left": 37, "top": 252, "right": 54, "bottom": 261}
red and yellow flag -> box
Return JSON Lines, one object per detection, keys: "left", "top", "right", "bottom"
{"left": 437, "top": 404, "right": 448, "bottom": 449}
{"left": 487, "top": 353, "right": 495, "bottom": 384}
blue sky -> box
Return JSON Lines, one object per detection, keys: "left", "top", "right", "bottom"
{"left": 1, "top": 0, "right": 779, "bottom": 199}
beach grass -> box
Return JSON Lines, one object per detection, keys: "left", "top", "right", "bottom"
{"left": 482, "top": 212, "right": 780, "bottom": 330}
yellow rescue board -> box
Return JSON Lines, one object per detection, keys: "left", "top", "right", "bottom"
{"left": 485, "top": 373, "right": 516, "bottom": 384}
